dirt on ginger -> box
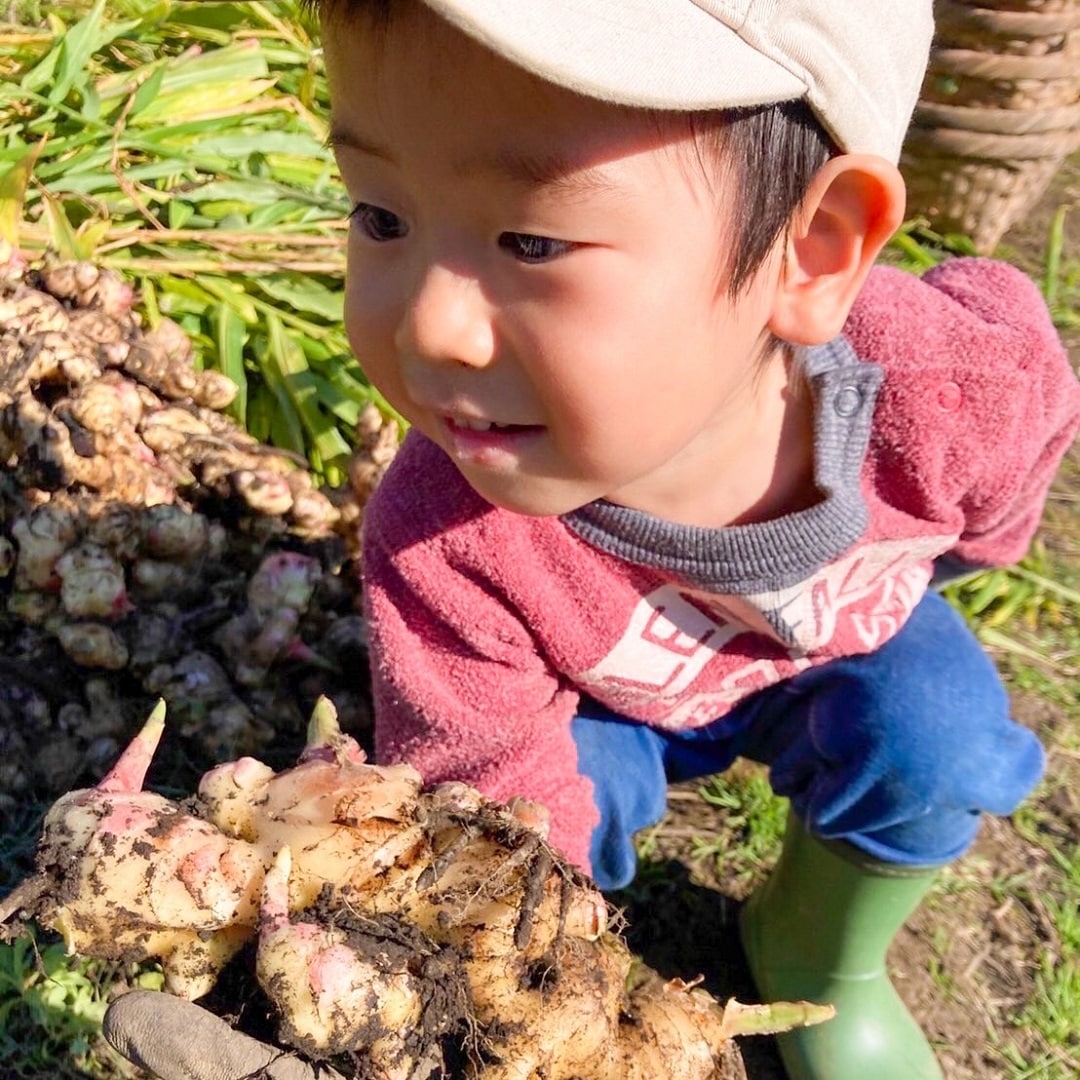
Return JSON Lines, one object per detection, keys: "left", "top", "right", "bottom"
{"left": 1, "top": 697, "right": 832, "bottom": 1080}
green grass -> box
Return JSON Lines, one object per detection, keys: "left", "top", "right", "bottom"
{"left": 1000, "top": 757, "right": 1080, "bottom": 1078}
{"left": 0, "top": 931, "right": 163, "bottom": 1079}
{"left": 690, "top": 769, "right": 788, "bottom": 884}
{"left": 630, "top": 766, "right": 788, "bottom": 894}
{"left": 1041, "top": 206, "right": 1080, "bottom": 331}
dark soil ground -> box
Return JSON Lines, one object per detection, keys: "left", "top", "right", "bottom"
{"left": 614, "top": 157, "right": 1080, "bottom": 1079}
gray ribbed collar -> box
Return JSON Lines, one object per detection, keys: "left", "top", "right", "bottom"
{"left": 561, "top": 336, "right": 883, "bottom": 593}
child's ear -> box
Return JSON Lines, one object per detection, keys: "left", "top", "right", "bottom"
{"left": 768, "top": 155, "right": 906, "bottom": 345}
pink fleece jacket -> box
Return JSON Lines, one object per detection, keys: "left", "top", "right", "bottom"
{"left": 362, "top": 258, "right": 1080, "bottom": 873}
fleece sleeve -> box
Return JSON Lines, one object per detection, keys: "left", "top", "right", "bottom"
{"left": 361, "top": 435, "right": 600, "bottom": 873}
{"left": 848, "top": 259, "right": 1080, "bottom": 570}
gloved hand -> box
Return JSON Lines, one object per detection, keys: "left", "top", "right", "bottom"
{"left": 103, "top": 991, "right": 343, "bottom": 1080}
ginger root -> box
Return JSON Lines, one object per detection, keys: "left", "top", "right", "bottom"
{"left": 1, "top": 699, "right": 833, "bottom": 1079}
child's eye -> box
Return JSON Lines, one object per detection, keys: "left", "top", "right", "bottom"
{"left": 498, "top": 232, "right": 574, "bottom": 263}
{"left": 349, "top": 202, "right": 408, "bottom": 242}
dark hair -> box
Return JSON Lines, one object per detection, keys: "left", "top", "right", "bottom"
{"left": 311, "top": 0, "right": 837, "bottom": 296}
{"left": 658, "top": 103, "right": 836, "bottom": 296}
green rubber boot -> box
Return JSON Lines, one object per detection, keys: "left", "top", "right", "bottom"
{"left": 740, "top": 815, "right": 945, "bottom": 1080}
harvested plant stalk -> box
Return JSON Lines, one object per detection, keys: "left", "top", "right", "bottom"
{"left": 1, "top": 699, "right": 832, "bottom": 1079}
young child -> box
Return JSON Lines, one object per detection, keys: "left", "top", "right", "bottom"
{"left": 104, "top": 1, "right": 1080, "bottom": 1079}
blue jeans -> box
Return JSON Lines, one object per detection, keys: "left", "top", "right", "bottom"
{"left": 571, "top": 592, "right": 1045, "bottom": 890}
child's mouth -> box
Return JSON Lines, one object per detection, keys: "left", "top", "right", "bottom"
{"left": 451, "top": 418, "right": 527, "bottom": 433}
{"left": 443, "top": 416, "right": 544, "bottom": 463}
{"left": 446, "top": 416, "right": 542, "bottom": 436}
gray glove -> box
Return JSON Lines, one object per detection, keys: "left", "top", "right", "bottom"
{"left": 103, "top": 991, "right": 343, "bottom": 1080}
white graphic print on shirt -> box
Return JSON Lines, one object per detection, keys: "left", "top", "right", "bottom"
{"left": 574, "top": 534, "right": 952, "bottom": 727}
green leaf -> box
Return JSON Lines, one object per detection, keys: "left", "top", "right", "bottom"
{"left": 213, "top": 302, "right": 248, "bottom": 422}
{"left": 156, "top": 276, "right": 231, "bottom": 315}
{"left": 191, "top": 130, "right": 327, "bottom": 160}
{"left": 205, "top": 179, "right": 311, "bottom": 207}
{"left": 137, "top": 77, "right": 279, "bottom": 126}
{"left": 888, "top": 227, "right": 940, "bottom": 271}
{"left": 246, "top": 383, "right": 277, "bottom": 444}
{"left": 255, "top": 276, "right": 343, "bottom": 320}
{"left": 263, "top": 314, "right": 308, "bottom": 455}
{"left": 307, "top": 373, "right": 362, "bottom": 427}
{"left": 128, "top": 0, "right": 172, "bottom": 35}
{"left": 0, "top": 143, "right": 43, "bottom": 246}
{"left": 80, "top": 81, "right": 101, "bottom": 122}
{"left": 38, "top": 190, "right": 82, "bottom": 259}
{"left": 272, "top": 321, "right": 351, "bottom": 462}
{"left": 19, "top": 29, "right": 62, "bottom": 94}
{"left": 126, "top": 41, "right": 274, "bottom": 126}
{"left": 129, "top": 62, "right": 168, "bottom": 120}
{"left": 1012, "top": 565, "right": 1080, "bottom": 608}
{"left": 169, "top": 1, "right": 275, "bottom": 35}
{"left": 139, "top": 276, "right": 162, "bottom": 328}
{"left": 963, "top": 572, "right": 1009, "bottom": 618}
{"left": 197, "top": 276, "right": 259, "bottom": 324}
{"left": 1042, "top": 205, "right": 1067, "bottom": 313}
{"left": 308, "top": 418, "right": 352, "bottom": 462}
{"left": 75, "top": 217, "right": 111, "bottom": 256}
{"left": 167, "top": 199, "right": 195, "bottom": 229}
{"left": 982, "top": 579, "right": 1036, "bottom": 629}
{"left": 47, "top": 0, "right": 140, "bottom": 106}
{"left": 269, "top": 406, "right": 305, "bottom": 457}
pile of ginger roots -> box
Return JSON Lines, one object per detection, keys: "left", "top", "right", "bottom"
{"left": 1, "top": 698, "right": 831, "bottom": 1080}
{"left": 0, "top": 255, "right": 399, "bottom": 808}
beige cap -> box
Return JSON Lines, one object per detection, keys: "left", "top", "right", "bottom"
{"left": 420, "top": 0, "right": 934, "bottom": 162}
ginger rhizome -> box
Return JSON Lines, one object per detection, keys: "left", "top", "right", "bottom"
{"left": 1, "top": 699, "right": 832, "bottom": 1079}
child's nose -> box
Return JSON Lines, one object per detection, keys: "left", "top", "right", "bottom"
{"left": 394, "top": 263, "right": 495, "bottom": 369}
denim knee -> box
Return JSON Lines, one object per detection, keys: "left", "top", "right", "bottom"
{"left": 572, "top": 592, "right": 1046, "bottom": 886}
{"left": 573, "top": 695, "right": 756, "bottom": 889}
{"left": 738, "top": 591, "right": 1046, "bottom": 864}
{"left": 571, "top": 708, "right": 670, "bottom": 890}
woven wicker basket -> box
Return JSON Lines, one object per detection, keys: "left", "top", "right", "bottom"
{"left": 901, "top": 0, "right": 1080, "bottom": 253}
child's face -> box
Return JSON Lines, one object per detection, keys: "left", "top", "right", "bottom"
{"left": 326, "top": 2, "right": 793, "bottom": 523}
